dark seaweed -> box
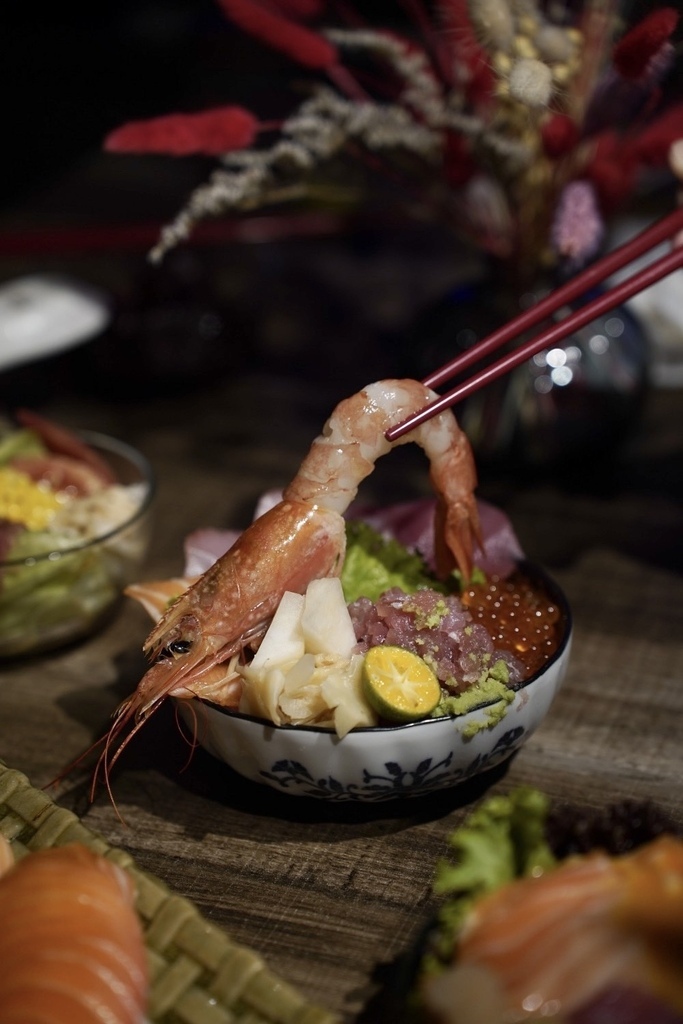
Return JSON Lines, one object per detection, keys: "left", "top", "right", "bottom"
{"left": 545, "top": 799, "right": 680, "bottom": 858}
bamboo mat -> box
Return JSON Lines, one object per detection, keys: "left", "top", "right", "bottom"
{"left": 0, "top": 759, "right": 339, "bottom": 1024}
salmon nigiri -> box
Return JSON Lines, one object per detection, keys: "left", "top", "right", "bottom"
{"left": 0, "top": 838, "right": 148, "bottom": 1024}
{"left": 423, "top": 810, "right": 683, "bottom": 1023}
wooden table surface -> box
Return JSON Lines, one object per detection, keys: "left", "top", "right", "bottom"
{"left": 1, "top": 336, "right": 682, "bottom": 1021}
{"left": 0, "top": 148, "right": 682, "bottom": 1016}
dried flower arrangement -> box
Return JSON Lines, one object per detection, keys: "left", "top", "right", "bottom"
{"left": 105, "top": 0, "right": 682, "bottom": 285}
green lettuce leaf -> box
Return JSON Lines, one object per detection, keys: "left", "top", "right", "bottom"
{"left": 0, "top": 531, "right": 122, "bottom": 655}
{"left": 427, "top": 787, "right": 556, "bottom": 966}
{"left": 341, "top": 520, "right": 449, "bottom": 604}
{"left": 0, "top": 427, "right": 46, "bottom": 466}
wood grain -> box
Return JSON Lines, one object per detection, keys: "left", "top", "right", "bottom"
{"left": 1, "top": 374, "right": 681, "bottom": 1023}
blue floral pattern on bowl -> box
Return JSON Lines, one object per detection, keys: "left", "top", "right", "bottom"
{"left": 260, "top": 727, "right": 526, "bottom": 800}
{"left": 175, "top": 561, "right": 571, "bottom": 801}
{"left": 260, "top": 729, "right": 524, "bottom": 798}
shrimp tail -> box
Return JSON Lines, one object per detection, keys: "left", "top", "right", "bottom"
{"left": 433, "top": 489, "right": 482, "bottom": 583}
{"left": 284, "top": 379, "right": 482, "bottom": 581}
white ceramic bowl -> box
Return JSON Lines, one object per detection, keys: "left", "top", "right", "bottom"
{"left": 0, "top": 431, "right": 154, "bottom": 658}
{"left": 178, "top": 564, "right": 572, "bottom": 801}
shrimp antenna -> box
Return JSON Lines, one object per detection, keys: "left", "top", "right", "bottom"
{"left": 175, "top": 700, "right": 201, "bottom": 774}
{"left": 46, "top": 726, "right": 130, "bottom": 827}
{"left": 47, "top": 733, "right": 109, "bottom": 793}
{"left": 91, "top": 698, "right": 165, "bottom": 819}
{"left": 92, "top": 713, "right": 132, "bottom": 811}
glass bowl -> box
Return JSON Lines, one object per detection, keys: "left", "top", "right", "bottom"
{"left": 177, "top": 564, "right": 572, "bottom": 801}
{"left": 0, "top": 431, "right": 154, "bottom": 658}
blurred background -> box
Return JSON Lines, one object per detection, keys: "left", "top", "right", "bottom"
{"left": 1, "top": 0, "right": 682, "bottom": 505}
{"left": 3, "top": 0, "right": 679, "bottom": 203}
{"left": 1, "top": 0, "right": 453, "bottom": 396}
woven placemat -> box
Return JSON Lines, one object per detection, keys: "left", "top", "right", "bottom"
{"left": 0, "top": 759, "right": 339, "bottom": 1024}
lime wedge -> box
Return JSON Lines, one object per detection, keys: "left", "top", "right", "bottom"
{"left": 362, "top": 645, "right": 441, "bottom": 723}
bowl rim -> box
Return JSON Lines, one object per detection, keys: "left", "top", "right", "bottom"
{"left": 196, "top": 559, "right": 572, "bottom": 735}
{"left": 0, "top": 429, "right": 155, "bottom": 568}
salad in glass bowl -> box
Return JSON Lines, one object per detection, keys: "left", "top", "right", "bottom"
{"left": 0, "top": 409, "right": 154, "bottom": 657}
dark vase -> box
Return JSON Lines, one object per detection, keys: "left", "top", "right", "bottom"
{"left": 401, "top": 270, "right": 651, "bottom": 477}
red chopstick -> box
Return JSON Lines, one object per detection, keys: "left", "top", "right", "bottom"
{"left": 385, "top": 208, "right": 683, "bottom": 442}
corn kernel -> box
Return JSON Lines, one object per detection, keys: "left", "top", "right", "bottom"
{"left": 0, "top": 467, "right": 62, "bottom": 530}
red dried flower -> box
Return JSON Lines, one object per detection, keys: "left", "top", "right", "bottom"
{"left": 436, "top": 0, "right": 496, "bottom": 106}
{"left": 541, "top": 114, "right": 580, "bottom": 159}
{"left": 216, "top": 0, "right": 337, "bottom": 69}
{"left": 104, "top": 107, "right": 259, "bottom": 156}
{"left": 631, "top": 101, "right": 683, "bottom": 166}
{"left": 613, "top": 7, "right": 679, "bottom": 82}
{"left": 584, "top": 132, "right": 638, "bottom": 213}
{"left": 100, "top": 0, "right": 683, "bottom": 269}
{"left": 269, "top": 0, "right": 324, "bottom": 18}
{"left": 442, "top": 132, "right": 476, "bottom": 188}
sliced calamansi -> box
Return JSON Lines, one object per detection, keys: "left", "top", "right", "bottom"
{"left": 362, "top": 645, "right": 441, "bottom": 723}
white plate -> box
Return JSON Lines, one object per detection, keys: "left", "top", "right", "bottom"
{"left": 0, "top": 274, "right": 110, "bottom": 372}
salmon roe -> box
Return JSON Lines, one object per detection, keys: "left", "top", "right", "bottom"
{"left": 461, "top": 571, "right": 562, "bottom": 677}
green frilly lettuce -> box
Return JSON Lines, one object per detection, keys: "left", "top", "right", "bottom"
{"left": 426, "top": 787, "right": 556, "bottom": 968}
{"left": 341, "top": 519, "right": 450, "bottom": 604}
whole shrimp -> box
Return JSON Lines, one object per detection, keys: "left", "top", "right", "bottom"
{"left": 94, "top": 379, "right": 481, "bottom": 790}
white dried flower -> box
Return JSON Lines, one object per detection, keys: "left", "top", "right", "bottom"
{"left": 534, "top": 24, "right": 576, "bottom": 64}
{"left": 149, "top": 70, "right": 447, "bottom": 262}
{"left": 669, "top": 139, "right": 683, "bottom": 180}
{"left": 670, "top": 140, "right": 683, "bottom": 240}
{"left": 457, "top": 174, "right": 516, "bottom": 257}
{"left": 467, "top": 0, "right": 515, "bottom": 54}
{"left": 508, "top": 57, "right": 554, "bottom": 108}
{"left": 324, "top": 28, "right": 447, "bottom": 128}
